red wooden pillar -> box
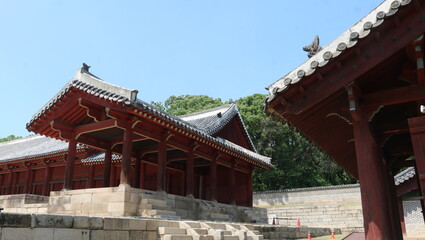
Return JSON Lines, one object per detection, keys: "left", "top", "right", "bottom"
{"left": 103, "top": 149, "right": 112, "bottom": 187}
{"left": 209, "top": 158, "right": 217, "bottom": 201}
{"left": 352, "top": 114, "right": 396, "bottom": 239}
{"left": 27, "top": 170, "right": 34, "bottom": 194}
{"left": 5, "top": 172, "right": 12, "bottom": 195}
{"left": 247, "top": 168, "right": 253, "bottom": 207}
{"left": 230, "top": 161, "right": 236, "bottom": 205}
{"left": 64, "top": 136, "right": 77, "bottom": 190}
{"left": 398, "top": 197, "right": 407, "bottom": 235}
{"left": 134, "top": 158, "right": 141, "bottom": 188}
{"left": 140, "top": 162, "right": 145, "bottom": 189}
{"left": 86, "top": 165, "right": 95, "bottom": 189}
{"left": 157, "top": 139, "right": 167, "bottom": 192}
{"left": 110, "top": 164, "right": 116, "bottom": 187}
{"left": 23, "top": 168, "right": 31, "bottom": 194}
{"left": 120, "top": 128, "right": 133, "bottom": 186}
{"left": 408, "top": 116, "right": 425, "bottom": 222}
{"left": 42, "top": 165, "right": 52, "bottom": 196}
{"left": 10, "top": 172, "right": 17, "bottom": 194}
{"left": 383, "top": 161, "right": 403, "bottom": 238}
{"left": 186, "top": 150, "right": 194, "bottom": 197}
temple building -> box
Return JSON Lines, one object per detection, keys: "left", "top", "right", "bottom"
{"left": 0, "top": 66, "right": 271, "bottom": 221}
{"left": 265, "top": 0, "right": 425, "bottom": 239}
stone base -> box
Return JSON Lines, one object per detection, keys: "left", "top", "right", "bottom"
{"left": 0, "top": 186, "right": 267, "bottom": 223}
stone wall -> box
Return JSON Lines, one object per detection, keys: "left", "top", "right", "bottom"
{"left": 253, "top": 184, "right": 363, "bottom": 232}
{"left": 0, "top": 212, "right": 177, "bottom": 240}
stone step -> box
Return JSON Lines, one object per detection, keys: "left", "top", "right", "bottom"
{"left": 142, "top": 198, "right": 168, "bottom": 206}
{"left": 158, "top": 227, "right": 187, "bottom": 235}
{"left": 141, "top": 209, "right": 176, "bottom": 216}
{"left": 206, "top": 223, "right": 226, "bottom": 230}
{"left": 140, "top": 203, "right": 172, "bottom": 211}
{"left": 217, "top": 230, "right": 232, "bottom": 236}
{"left": 162, "top": 234, "right": 193, "bottom": 240}
{"left": 156, "top": 215, "right": 182, "bottom": 220}
{"left": 185, "top": 222, "right": 202, "bottom": 228}
{"left": 192, "top": 228, "right": 208, "bottom": 235}
{"left": 199, "top": 235, "right": 214, "bottom": 240}
{"left": 222, "top": 236, "right": 239, "bottom": 240}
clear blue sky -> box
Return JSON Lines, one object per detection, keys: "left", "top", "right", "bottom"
{"left": 0, "top": 0, "right": 382, "bottom": 138}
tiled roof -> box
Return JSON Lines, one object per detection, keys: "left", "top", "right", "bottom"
{"left": 26, "top": 67, "right": 272, "bottom": 168}
{"left": 179, "top": 104, "right": 257, "bottom": 151}
{"left": 255, "top": 167, "right": 417, "bottom": 193}
{"left": 265, "top": 0, "right": 412, "bottom": 103}
{"left": 394, "top": 167, "right": 415, "bottom": 186}
{"left": 81, "top": 152, "right": 122, "bottom": 164}
{"left": 0, "top": 135, "right": 85, "bottom": 163}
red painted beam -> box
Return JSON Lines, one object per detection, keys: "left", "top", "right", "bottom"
{"left": 364, "top": 84, "right": 425, "bottom": 107}
{"left": 75, "top": 119, "right": 116, "bottom": 138}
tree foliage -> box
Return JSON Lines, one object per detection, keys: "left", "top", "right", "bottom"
{"left": 0, "top": 135, "right": 22, "bottom": 143}
{"left": 161, "top": 94, "right": 356, "bottom": 191}
{"left": 159, "top": 95, "right": 225, "bottom": 116}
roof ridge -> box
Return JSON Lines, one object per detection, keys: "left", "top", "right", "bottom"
{"left": 178, "top": 103, "right": 234, "bottom": 119}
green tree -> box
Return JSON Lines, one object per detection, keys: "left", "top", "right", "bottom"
{"left": 0, "top": 135, "right": 22, "bottom": 143}
{"left": 160, "top": 95, "right": 225, "bottom": 116}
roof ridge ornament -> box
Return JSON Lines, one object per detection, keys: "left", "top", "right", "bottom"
{"left": 303, "top": 35, "right": 322, "bottom": 58}
{"left": 82, "top": 63, "right": 91, "bottom": 72}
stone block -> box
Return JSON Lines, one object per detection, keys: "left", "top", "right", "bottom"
{"left": 108, "top": 202, "right": 125, "bottom": 213}
{"left": 71, "top": 193, "right": 92, "bottom": 204}
{"left": 85, "top": 187, "right": 114, "bottom": 193}
{"left": 91, "top": 230, "right": 129, "bottom": 240}
{"left": 146, "top": 219, "right": 170, "bottom": 230}
{"left": 104, "top": 217, "right": 146, "bottom": 230}
{"left": 73, "top": 216, "right": 103, "bottom": 229}
{"left": 34, "top": 214, "right": 74, "bottom": 228}
{"left": 33, "top": 228, "right": 54, "bottom": 240}
{"left": 92, "top": 192, "right": 125, "bottom": 203}
{"left": 0, "top": 212, "right": 32, "bottom": 227}
{"left": 129, "top": 230, "right": 144, "bottom": 240}
{"left": 143, "top": 230, "right": 157, "bottom": 240}
{"left": 81, "top": 203, "right": 108, "bottom": 213}
{"left": 53, "top": 228, "right": 90, "bottom": 240}
{"left": 2, "top": 227, "right": 34, "bottom": 240}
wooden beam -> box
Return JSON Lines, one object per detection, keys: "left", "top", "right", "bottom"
{"left": 75, "top": 119, "right": 116, "bottom": 138}
{"left": 364, "top": 84, "right": 425, "bottom": 107}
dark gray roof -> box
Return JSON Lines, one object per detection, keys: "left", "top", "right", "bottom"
{"left": 81, "top": 152, "right": 121, "bottom": 164}
{"left": 179, "top": 104, "right": 256, "bottom": 151}
{"left": 26, "top": 67, "right": 272, "bottom": 168}
{"left": 265, "top": 0, "right": 411, "bottom": 103}
{"left": 0, "top": 135, "right": 85, "bottom": 163}
{"left": 394, "top": 167, "right": 415, "bottom": 186}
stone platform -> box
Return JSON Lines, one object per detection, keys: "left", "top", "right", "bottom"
{"left": 0, "top": 212, "right": 341, "bottom": 240}
{"left": 0, "top": 185, "right": 267, "bottom": 223}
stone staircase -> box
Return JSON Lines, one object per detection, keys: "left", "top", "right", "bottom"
{"left": 158, "top": 221, "right": 264, "bottom": 240}
{"left": 138, "top": 192, "right": 180, "bottom": 220}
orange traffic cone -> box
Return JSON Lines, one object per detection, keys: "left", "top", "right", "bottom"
{"left": 307, "top": 231, "right": 312, "bottom": 240}
{"left": 331, "top": 231, "right": 335, "bottom": 239}
{"left": 296, "top": 219, "right": 300, "bottom": 227}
